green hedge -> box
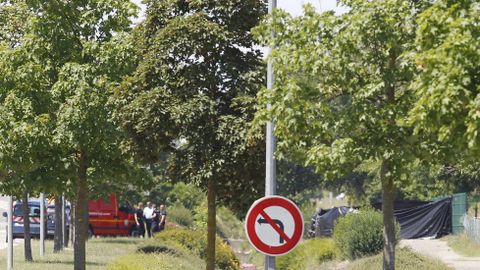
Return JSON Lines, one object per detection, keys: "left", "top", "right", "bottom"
{"left": 333, "top": 209, "right": 400, "bottom": 260}
{"left": 168, "top": 203, "right": 194, "bottom": 227}
{"left": 277, "top": 238, "right": 335, "bottom": 270}
{"left": 108, "top": 228, "right": 241, "bottom": 270}
{"left": 155, "top": 228, "right": 241, "bottom": 270}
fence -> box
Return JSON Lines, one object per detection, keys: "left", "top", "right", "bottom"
{"left": 463, "top": 215, "right": 480, "bottom": 244}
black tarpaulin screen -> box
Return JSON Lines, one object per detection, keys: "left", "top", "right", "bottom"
{"left": 308, "top": 206, "right": 351, "bottom": 237}
{"left": 394, "top": 197, "right": 452, "bottom": 239}
{"left": 309, "top": 198, "right": 452, "bottom": 239}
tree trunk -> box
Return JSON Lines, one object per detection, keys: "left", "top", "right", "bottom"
{"left": 382, "top": 47, "right": 398, "bottom": 270}
{"left": 22, "top": 191, "right": 33, "bottom": 261}
{"left": 381, "top": 160, "right": 396, "bottom": 270}
{"left": 74, "top": 152, "right": 88, "bottom": 270}
{"left": 206, "top": 178, "right": 216, "bottom": 270}
{"left": 54, "top": 194, "right": 63, "bottom": 253}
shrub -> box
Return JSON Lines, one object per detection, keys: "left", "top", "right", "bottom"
{"left": 333, "top": 208, "right": 399, "bottom": 260}
{"left": 277, "top": 238, "right": 335, "bottom": 270}
{"left": 215, "top": 240, "right": 242, "bottom": 270}
{"left": 156, "top": 228, "right": 206, "bottom": 256}
{"left": 168, "top": 203, "right": 194, "bottom": 227}
{"left": 216, "top": 206, "right": 245, "bottom": 239}
{"left": 155, "top": 228, "right": 241, "bottom": 270}
{"left": 169, "top": 182, "right": 205, "bottom": 209}
{"left": 299, "top": 200, "right": 317, "bottom": 238}
{"left": 145, "top": 181, "right": 205, "bottom": 211}
{"left": 193, "top": 198, "right": 208, "bottom": 229}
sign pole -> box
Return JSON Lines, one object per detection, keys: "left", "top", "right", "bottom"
{"left": 62, "top": 194, "right": 66, "bottom": 247}
{"left": 40, "top": 193, "right": 45, "bottom": 257}
{"left": 266, "top": 1, "right": 277, "bottom": 269}
{"left": 7, "top": 196, "right": 13, "bottom": 270}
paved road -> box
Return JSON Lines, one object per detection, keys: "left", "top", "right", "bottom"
{"left": 0, "top": 196, "right": 22, "bottom": 250}
{"left": 401, "top": 239, "right": 480, "bottom": 270}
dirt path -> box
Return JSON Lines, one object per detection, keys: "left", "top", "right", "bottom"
{"left": 401, "top": 239, "right": 480, "bottom": 270}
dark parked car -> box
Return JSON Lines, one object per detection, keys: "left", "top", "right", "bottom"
{"left": 46, "top": 204, "right": 70, "bottom": 237}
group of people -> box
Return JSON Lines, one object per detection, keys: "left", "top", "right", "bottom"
{"left": 134, "top": 202, "right": 166, "bottom": 238}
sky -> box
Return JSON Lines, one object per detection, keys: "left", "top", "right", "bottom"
{"left": 131, "top": 0, "right": 344, "bottom": 22}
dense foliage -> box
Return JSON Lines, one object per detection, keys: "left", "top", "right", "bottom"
{"left": 113, "top": 1, "right": 268, "bottom": 268}
{"left": 333, "top": 209, "right": 399, "bottom": 260}
{"left": 168, "top": 203, "right": 195, "bottom": 227}
{"left": 110, "top": 227, "right": 242, "bottom": 270}
{"left": 1, "top": 0, "right": 479, "bottom": 269}
{"left": 154, "top": 228, "right": 241, "bottom": 270}
{"left": 114, "top": 0, "right": 267, "bottom": 212}
{"left": 253, "top": 1, "right": 433, "bottom": 268}
{"left": 409, "top": 0, "right": 480, "bottom": 160}
{"left": 0, "top": 0, "right": 147, "bottom": 268}
{"left": 277, "top": 238, "right": 335, "bottom": 270}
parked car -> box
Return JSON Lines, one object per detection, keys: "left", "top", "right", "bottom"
{"left": 2, "top": 200, "right": 47, "bottom": 240}
{"left": 46, "top": 204, "right": 70, "bottom": 238}
{"left": 88, "top": 193, "right": 137, "bottom": 237}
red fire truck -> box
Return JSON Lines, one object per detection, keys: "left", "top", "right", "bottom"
{"left": 88, "top": 193, "right": 138, "bottom": 237}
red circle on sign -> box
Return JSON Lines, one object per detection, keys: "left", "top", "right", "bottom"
{"left": 245, "top": 196, "right": 304, "bottom": 256}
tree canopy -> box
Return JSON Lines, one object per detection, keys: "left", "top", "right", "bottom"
{"left": 409, "top": 0, "right": 480, "bottom": 159}
{"left": 0, "top": 0, "right": 145, "bottom": 268}
{"left": 253, "top": 1, "right": 431, "bottom": 268}
{"left": 113, "top": 1, "right": 267, "bottom": 268}
{"left": 114, "top": 0, "right": 267, "bottom": 214}
{"left": 0, "top": 0, "right": 478, "bottom": 269}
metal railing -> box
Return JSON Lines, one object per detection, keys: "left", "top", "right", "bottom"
{"left": 463, "top": 215, "right": 480, "bottom": 244}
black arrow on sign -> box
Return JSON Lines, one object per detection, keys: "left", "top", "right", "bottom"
{"left": 258, "top": 218, "right": 285, "bottom": 244}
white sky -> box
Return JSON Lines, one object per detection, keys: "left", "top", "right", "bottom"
{"left": 131, "top": 0, "right": 344, "bottom": 22}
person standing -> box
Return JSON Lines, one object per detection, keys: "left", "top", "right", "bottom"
{"left": 134, "top": 202, "right": 145, "bottom": 238}
{"left": 158, "top": 205, "right": 167, "bottom": 232}
{"left": 143, "top": 202, "right": 155, "bottom": 238}
{"left": 152, "top": 204, "right": 160, "bottom": 234}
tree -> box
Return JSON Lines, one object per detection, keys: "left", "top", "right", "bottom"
{"left": 253, "top": 1, "right": 429, "bottom": 268}
{"left": 0, "top": 2, "right": 54, "bottom": 260}
{"left": 0, "top": 0, "right": 29, "bottom": 47}
{"left": 51, "top": 40, "right": 138, "bottom": 270}
{"left": 408, "top": 0, "right": 480, "bottom": 161}
{"left": 1, "top": 1, "right": 139, "bottom": 269}
{"left": 21, "top": 191, "right": 33, "bottom": 261}
{"left": 113, "top": 1, "right": 267, "bottom": 268}
{"left": 53, "top": 194, "right": 63, "bottom": 252}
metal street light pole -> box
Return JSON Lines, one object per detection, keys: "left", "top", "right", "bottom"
{"left": 265, "top": 0, "right": 277, "bottom": 269}
{"left": 40, "top": 193, "right": 45, "bottom": 257}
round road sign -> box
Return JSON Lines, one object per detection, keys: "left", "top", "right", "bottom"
{"left": 245, "top": 196, "right": 304, "bottom": 256}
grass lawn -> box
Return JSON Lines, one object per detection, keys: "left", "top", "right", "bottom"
{"left": 0, "top": 237, "right": 143, "bottom": 270}
{"left": 442, "top": 234, "right": 480, "bottom": 257}
{"left": 347, "top": 247, "right": 453, "bottom": 270}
